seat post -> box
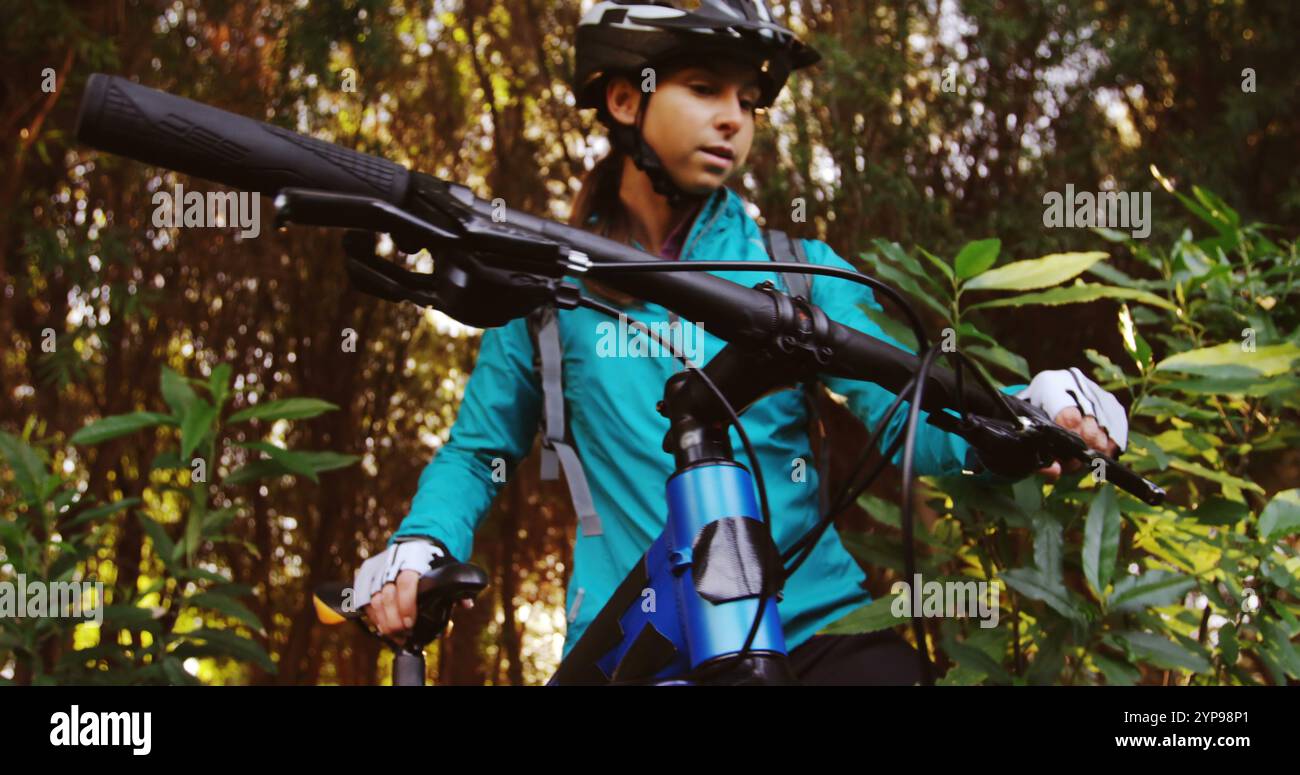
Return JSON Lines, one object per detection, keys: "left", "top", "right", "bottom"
{"left": 393, "top": 648, "right": 426, "bottom": 686}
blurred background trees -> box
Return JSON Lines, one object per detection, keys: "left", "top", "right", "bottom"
{"left": 2, "top": 0, "right": 1296, "bottom": 684}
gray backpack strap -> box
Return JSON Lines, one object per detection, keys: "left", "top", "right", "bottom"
{"left": 527, "top": 306, "right": 603, "bottom": 537}
{"left": 762, "top": 228, "right": 813, "bottom": 300}
{"left": 762, "top": 229, "right": 832, "bottom": 517}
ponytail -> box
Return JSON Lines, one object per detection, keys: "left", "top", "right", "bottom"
{"left": 569, "top": 146, "right": 640, "bottom": 306}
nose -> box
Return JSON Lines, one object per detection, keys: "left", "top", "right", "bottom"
{"left": 713, "top": 88, "right": 747, "bottom": 135}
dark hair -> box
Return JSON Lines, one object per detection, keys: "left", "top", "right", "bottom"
{"left": 569, "top": 141, "right": 641, "bottom": 306}
{"left": 568, "top": 146, "right": 626, "bottom": 234}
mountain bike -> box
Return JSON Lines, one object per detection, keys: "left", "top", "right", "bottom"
{"left": 75, "top": 73, "right": 1166, "bottom": 686}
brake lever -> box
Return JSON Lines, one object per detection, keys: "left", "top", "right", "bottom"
{"left": 1021, "top": 418, "right": 1166, "bottom": 506}
{"left": 936, "top": 401, "right": 1166, "bottom": 506}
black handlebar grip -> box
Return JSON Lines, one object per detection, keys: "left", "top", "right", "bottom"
{"left": 74, "top": 73, "right": 410, "bottom": 204}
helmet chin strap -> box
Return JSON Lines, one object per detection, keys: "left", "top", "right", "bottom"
{"left": 608, "top": 89, "right": 710, "bottom": 211}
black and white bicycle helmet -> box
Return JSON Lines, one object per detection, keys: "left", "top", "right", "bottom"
{"left": 574, "top": 0, "right": 820, "bottom": 205}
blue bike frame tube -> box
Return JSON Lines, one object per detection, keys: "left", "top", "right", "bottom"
{"left": 548, "top": 458, "right": 787, "bottom": 685}
{"left": 665, "top": 460, "right": 787, "bottom": 666}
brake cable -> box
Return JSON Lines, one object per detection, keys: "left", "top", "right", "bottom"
{"left": 575, "top": 257, "right": 978, "bottom": 678}
{"left": 575, "top": 294, "right": 775, "bottom": 662}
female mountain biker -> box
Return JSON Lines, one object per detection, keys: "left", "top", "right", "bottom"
{"left": 351, "top": 0, "right": 1129, "bottom": 685}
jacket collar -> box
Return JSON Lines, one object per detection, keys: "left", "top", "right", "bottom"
{"left": 679, "top": 186, "right": 736, "bottom": 261}
{"left": 584, "top": 185, "right": 743, "bottom": 260}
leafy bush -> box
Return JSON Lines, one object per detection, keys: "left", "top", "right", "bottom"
{"left": 0, "top": 364, "right": 356, "bottom": 684}
{"left": 831, "top": 181, "right": 1300, "bottom": 684}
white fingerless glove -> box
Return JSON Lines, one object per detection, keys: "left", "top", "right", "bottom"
{"left": 1016, "top": 367, "right": 1129, "bottom": 453}
{"left": 352, "top": 537, "right": 448, "bottom": 603}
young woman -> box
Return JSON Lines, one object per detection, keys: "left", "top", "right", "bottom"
{"left": 351, "top": 0, "right": 1128, "bottom": 684}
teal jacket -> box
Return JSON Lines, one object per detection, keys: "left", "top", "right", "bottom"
{"left": 394, "top": 186, "right": 1007, "bottom": 661}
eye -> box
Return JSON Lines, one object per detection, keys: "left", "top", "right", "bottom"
{"left": 690, "top": 83, "right": 716, "bottom": 95}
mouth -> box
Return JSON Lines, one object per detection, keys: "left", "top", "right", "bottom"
{"left": 698, "top": 145, "right": 735, "bottom": 168}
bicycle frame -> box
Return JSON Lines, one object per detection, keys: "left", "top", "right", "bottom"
{"left": 549, "top": 317, "right": 826, "bottom": 686}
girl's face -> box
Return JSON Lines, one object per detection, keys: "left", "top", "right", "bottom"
{"left": 606, "top": 59, "right": 763, "bottom": 195}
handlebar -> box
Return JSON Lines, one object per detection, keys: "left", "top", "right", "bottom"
{"left": 76, "top": 73, "right": 410, "bottom": 203}
{"left": 74, "top": 73, "right": 1165, "bottom": 507}
{"left": 314, "top": 562, "right": 488, "bottom": 645}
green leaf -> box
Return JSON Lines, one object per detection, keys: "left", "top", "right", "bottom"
{"left": 202, "top": 506, "right": 241, "bottom": 536}
{"left": 285, "top": 450, "right": 360, "bottom": 475}
{"left": 1000, "top": 568, "right": 1084, "bottom": 623}
{"left": 1131, "top": 396, "right": 1218, "bottom": 422}
{"left": 1032, "top": 517, "right": 1063, "bottom": 585}
{"left": 1219, "top": 621, "right": 1239, "bottom": 667}
{"left": 161, "top": 366, "right": 199, "bottom": 416}
{"left": 1191, "top": 497, "right": 1251, "bottom": 527}
{"left": 138, "top": 514, "right": 176, "bottom": 569}
{"left": 1155, "top": 341, "right": 1300, "bottom": 379}
{"left": 856, "top": 491, "right": 901, "bottom": 528}
{"left": 1263, "top": 561, "right": 1299, "bottom": 596}
{"left": 859, "top": 304, "right": 919, "bottom": 352}
{"left": 963, "top": 251, "right": 1108, "bottom": 291}
{"left": 208, "top": 363, "right": 233, "bottom": 409}
{"left": 174, "top": 567, "right": 232, "bottom": 585}
{"left": 1086, "top": 259, "right": 1150, "bottom": 289}
{"left": 965, "top": 344, "right": 1030, "bottom": 380}
{"left": 838, "top": 532, "right": 947, "bottom": 574}
{"left": 1258, "top": 489, "right": 1300, "bottom": 541}
{"left": 183, "top": 501, "right": 204, "bottom": 564}
{"left": 1166, "top": 458, "right": 1264, "bottom": 494}
{"left": 233, "top": 443, "right": 357, "bottom": 484}
{"left": 178, "top": 627, "right": 276, "bottom": 673}
{"left": 1159, "top": 375, "right": 1300, "bottom": 397}
{"left": 966, "top": 282, "right": 1176, "bottom": 312}
{"left": 818, "top": 595, "right": 901, "bottom": 635}
{"left": 161, "top": 657, "right": 200, "bottom": 686}
{"left": 149, "top": 450, "right": 187, "bottom": 472}
{"left": 223, "top": 459, "right": 291, "bottom": 486}
{"left": 944, "top": 636, "right": 1013, "bottom": 684}
{"left": 1083, "top": 485, "right": 1121, "bottom": 599}
{"left": 1256, "top": 643, "right": 1290, "bottom": 685}
{"left": 1090, "top": 227, "right": 1133, "bottom": 244}
{"left": 954, "top": 321, "right": 999, "bottom": 348}
{"left": 1108, "top": 570, "right": 1195, "bottom": 613}
{"left": 1191, "top": 185, "right": 1240, "bottom": 231}
{"left": 70, "top": 412, "right": 176, "bottom": 447}
{"left": 1112, "top": 631, "right": 1212, "bottom": 673}
{"left": 65, "top": 497, "right": 141, "bottom": 528}
{"left": 917, "top": 247, "right": 954, "bottom": 285}
{"left": 1010, "top": 477, "right": 1043, "bottom": 515}
{"left": 1117, "top": 303, "right": 1153, "bottom": 371}
{"left": 180, "top": 399, "right": 218, "bottom": 460}
{"left": 954, "top": 238, "right": 1000, "bottom": 281}
{"left": 1092, "top": 653, "right": 1140, "bottom": 685}
{"left": 872, "top": 240, "right": 946, "bottom": 297}
{"left": 98, "top": 604, "right": 162, "bottom": 627}
{"left": 236, "top": 441, "right": 319, "bottom": 479}
{"left": 1026, "top": 632, "right": 1067, "bottom": 685}
{"left": 1271, "top": 601, "right": 1300, "bottom": 637}
{"left": 185, "top": 592, "right": 267, "bottom": 636}
{"left": 858, "top": 252, "right": 952, "bottom": 320}
{"left": 0, "top": 430, "right": 49, "bottom": 502}
{"left": 228, "top": 398, "right": 340, "bottom": 424}
{"left": 1259, "top": 619, "right": 1300, "bottom": 679}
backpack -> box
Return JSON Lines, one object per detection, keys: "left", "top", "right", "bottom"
{"left": 526, "top": 228, "right": 832, "bottom": 539}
